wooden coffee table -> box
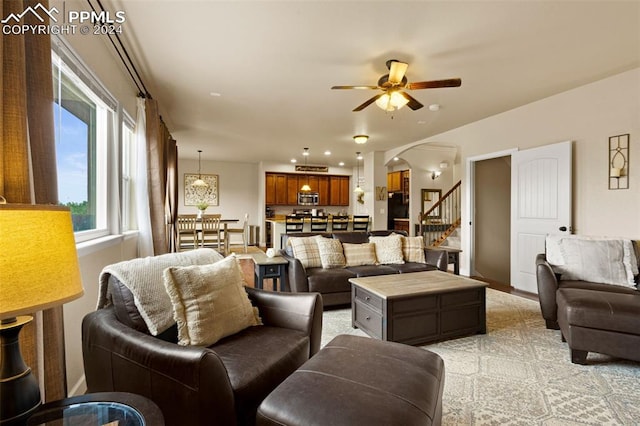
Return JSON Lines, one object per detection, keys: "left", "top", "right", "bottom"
{"left": 349, "top": 271, "right": 488, "bottom": 345}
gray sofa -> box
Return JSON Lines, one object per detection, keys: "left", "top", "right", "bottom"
{"left": 281, "top": 231, "right": 448, "bottom": 308}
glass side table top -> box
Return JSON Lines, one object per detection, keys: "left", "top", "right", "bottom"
{"left": 27, "top": 392, "right": 164, "bottom": 426}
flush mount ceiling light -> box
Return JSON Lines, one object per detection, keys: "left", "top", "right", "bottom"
{"left": 353, "top": 135, "right": 369, "bottom": 144}
{"left": 300, "top": 147, "right": 311, "bottom": 192}
{"left": 192, "top": 150, "right": 209, "bottom": 187}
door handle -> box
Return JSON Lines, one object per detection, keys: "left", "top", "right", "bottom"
{"left": 559, "top": 226, "right": 567, "bottom": 232}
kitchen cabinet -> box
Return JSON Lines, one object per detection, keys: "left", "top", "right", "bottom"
{"left": 266, "top": 172, "right": 349, "bottom": 206}
{"left": 265, "top": 173, "right": 288, "bottom": 205}
{"left": 329, "top": 176, "right": 350, "bottom": 206}
{"left": 387, "top": 171, "right": 402, "bottom": 192}
{"left": 286, "top": 175, "right": 299, "bottom": 205}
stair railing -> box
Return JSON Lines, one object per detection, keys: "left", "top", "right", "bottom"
{"left": 419, "top": 180, "right": 461, "bottom": 247}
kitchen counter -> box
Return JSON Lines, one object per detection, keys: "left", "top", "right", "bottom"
{"left": 266, "top": 217, "right": 356, "bottom": 250}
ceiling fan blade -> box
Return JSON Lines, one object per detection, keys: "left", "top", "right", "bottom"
{"left": 406, "top": 78, "right": 462, "bottom": 90}
{"left": 353, "top": 94, "right": 383, "bottom": 112}
{"left": 388, "top": 61, "right": 408, "bottom": 85}
{"left": 400, "top": 92, "right": 424, "bottom": 110}
{"left": 331, "top": 85, "right": 379, "bottom": 90}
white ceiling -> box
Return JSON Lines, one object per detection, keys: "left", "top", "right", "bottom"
{"left": 108, "top": 1, "right": 640, "bottom": 167}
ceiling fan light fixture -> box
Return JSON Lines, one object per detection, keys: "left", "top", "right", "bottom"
{"left": 353, "top": 135, "right": 369, "bottom": 144}
{"left": 375, "top": 91, "right": 408, "bottom": 111}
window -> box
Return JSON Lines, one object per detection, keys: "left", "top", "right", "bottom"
{"left": 52, "top": 36, "right": 119, "bottom": 242}
{"left": 121, "top": 115, "right": 137, "bottom": 231}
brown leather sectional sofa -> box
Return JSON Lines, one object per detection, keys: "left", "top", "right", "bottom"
{"left": 281, "top": 230, "right": 448, "bottom": 308}
{"left": 536, "top": 248, "right": 640, "bottom": 364}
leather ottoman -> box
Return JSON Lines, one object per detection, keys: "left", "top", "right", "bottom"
{"left": 557, "top": 288, "right": 640, "bottom": 364}
{"left": 256, "top": 334, "right": 445, "bottom": 426}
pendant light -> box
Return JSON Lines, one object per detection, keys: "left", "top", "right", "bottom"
{"left": 300, "top": 147, "right": 311, "bottom": 191}
{"left": 192, "top": 150, "right": 209, "bottom": 187}
{"left": 354, "top": 152, "right": 364, "bottom": 194}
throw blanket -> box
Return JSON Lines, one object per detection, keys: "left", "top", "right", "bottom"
{"left": 98, "top": 248, "right": 224, "bottom": 335}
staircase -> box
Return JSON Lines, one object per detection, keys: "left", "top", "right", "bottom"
{"left": 419, "top": 180, "right": 461, "bottom": 249}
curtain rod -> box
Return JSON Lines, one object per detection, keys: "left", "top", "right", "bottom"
{"left": 87, "top": 0, "right": 151, "bottom": 99}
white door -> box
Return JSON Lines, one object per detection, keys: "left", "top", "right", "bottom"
{"left": 511, "top": 141, "right": 572, "bottom": 293}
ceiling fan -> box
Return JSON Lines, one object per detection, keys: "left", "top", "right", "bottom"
{"left": 331, "top": 59, "right": 461, "bottom": 112}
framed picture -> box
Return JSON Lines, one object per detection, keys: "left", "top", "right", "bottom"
{"left": 184, "top": 173, "right": 219, "bottom": 206}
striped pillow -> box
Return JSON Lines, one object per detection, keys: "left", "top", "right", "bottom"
{"left": 289, "top": 236, "right": 322, "bottom": 268}
{"left": 402, "top": 236, "right": 426, "bottom": 263}
{"left": 343, "top": 243, "right": 378, "bottom": 266}
{"left": 315, "top": 236, "right": 346, "bottom": 269}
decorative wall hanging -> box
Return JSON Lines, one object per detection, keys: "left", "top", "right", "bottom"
{"left": 609, "top": 134, "right": 629, "bottom": 190}
{"left": 185, "top": 173, "right": 219, "bottom": 206}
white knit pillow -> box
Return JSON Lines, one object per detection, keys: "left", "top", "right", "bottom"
{"left": 402, "top": 236, "right": 426, "bottom": 263}
{"left": 163, "top": 255, "right": 261, "bottom": 346}
{"left": 315, "top": 236, "right": 346, "bottom": 269}
{"left": 289, "top": 236, "right": 322, "bottom": 268}
{"left": 343, "top": 243, "right": 378, "bottom": 266}
{"left": 557, "top": 239, "right": 632, "bottom": 287}
{"left": 369, "top": 234, "right": 404, "bottom": 265}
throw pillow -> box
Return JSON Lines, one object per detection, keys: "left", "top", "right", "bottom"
{"left": 343, "top": 242, "right": 378, "bottom": 267}
{"left": 546, "top": 235, "right": 638, "bottom": 286}
{"left": 288, "top": 236, "right": 322, "bottom": 268}
{"left": 369, "top": 234, "right": 404, "bottom": 265}
{"left": 557, "top": 238, "right": 632, "bottom": 287}
{"left": 163, "top": 255, "right": 262, "bottom": 346}
{"left": 401, "top": 236, "right": 426, "bottom": 263}
{"left": 315, "top": 236, "right": 346, "bottom": 269}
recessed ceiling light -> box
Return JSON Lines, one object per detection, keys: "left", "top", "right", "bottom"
{"left": 428, "top": 104, "right": 440, "bottom": 111}
{"left": 290, "top": 159, "right": 297, "bottom": 163}
{"left": 393, "top": 157, "right": 399, "bottom": 161}
{"left": 210, "top": 92, "right": 221, "bottom": 97}
{"left": 324, "top": 150, "right": 331, "bottom": 156}
{"left": 339, "top": 162, "right": 345, "bottom": 166}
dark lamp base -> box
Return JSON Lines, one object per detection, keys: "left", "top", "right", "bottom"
{"left": 0, "top": 316, "right": 42, "bottom": 425}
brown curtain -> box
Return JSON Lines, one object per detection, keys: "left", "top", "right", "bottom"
{"left": 1, "top": 0, "right": 67, "bottom": 401}
{"left": 145, "top": 98, "right": 177, "bottom": 254}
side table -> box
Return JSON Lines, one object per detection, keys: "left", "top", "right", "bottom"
{"left": 251, "top": 252, "right": 288, "bottom": 291}
{"left": 27, "top": 392, "right": 164, "bottom": 426}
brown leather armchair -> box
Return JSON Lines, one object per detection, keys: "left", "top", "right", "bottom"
{"left": 82, "top": 279, "right": 323, "bottom": 426}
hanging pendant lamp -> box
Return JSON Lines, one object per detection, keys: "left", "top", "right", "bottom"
{"left": 300, "top": 147, "right": 311, "bottom": 191}
{"left": 192, "top": 150, "right": 209, "bottom": 187}
{"left": 354, "top": 152, "right": 364, "bottom": 194}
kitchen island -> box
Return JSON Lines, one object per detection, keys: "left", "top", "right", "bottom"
{"left": 266, "top": 217, "right": 359, "bottom": 250}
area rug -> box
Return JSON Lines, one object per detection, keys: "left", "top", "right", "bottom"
{"left": 322, "top": 288, "right": 640, "bottom": 425}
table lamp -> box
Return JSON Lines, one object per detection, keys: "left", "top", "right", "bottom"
{"left": 0, "top": 204, "right": 84, "bottom": 424}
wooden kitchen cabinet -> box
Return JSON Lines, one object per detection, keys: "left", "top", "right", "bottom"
{"left": 265, "top": 173, "right": 288, "bottom": 205}
{"left": 286, "top": 175, "right": 300, "bottom": 205}
{"left": 266, "top": 172, "right": 349, "bottom": 206}
{"left": 329, "top": 175, "right": 350, "bottom": 206}
{"left": 387, "top": 171, "right": 402, "bottom": 192}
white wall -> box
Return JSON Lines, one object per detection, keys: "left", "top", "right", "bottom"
{"left": 393, "top": 68, "right": 640, "bottom": 275}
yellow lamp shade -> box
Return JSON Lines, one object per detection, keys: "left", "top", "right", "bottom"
{"left": 0, "top": 205, "right": 84, "bottom": 319}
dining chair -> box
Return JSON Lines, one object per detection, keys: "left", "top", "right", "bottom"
{"left": 352, "top": 215, "right": 370, "bottom": 232}
{"left": 200, "top": 214, "right": 227, "bottom": 254}
{"left": 330, "top": 215, "right": 349, "bottom": 231}
{"left": 225, "top": 213, "right": 249, "bottom": 253}
{"left": 176, "top": 214, "right": 199, "bottom": 251}
{"left": 310, "top": 217, "right": 329, "bottom": 232}
{"left": 285, "top": 215, "right": 305, "bottom": 233}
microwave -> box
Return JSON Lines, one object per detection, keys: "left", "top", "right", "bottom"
{"left": 298, "top": 192, "right": 319, "bottom": 205}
